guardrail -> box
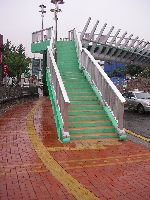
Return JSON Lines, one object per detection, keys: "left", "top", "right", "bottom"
{"left": 69, "top": 29, "right": 126, "bottom": 133}
{"left": 47, "top": 30, "right": 70, "bottom": 140}
{"left": 81, "top": 49, "right": 126, "bottom": 131}
{"left": 73, "top": 29, "right": 82, "bottom": 69}
{"left": 32, "top": 27, "right": 53, "bottom": 43}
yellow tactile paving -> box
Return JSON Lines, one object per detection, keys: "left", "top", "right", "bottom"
{"left": 26, "top": 99, "right": 99, "bottom": 200}
{"left": 125, "top": 128, "right": 150, "bottom": 142}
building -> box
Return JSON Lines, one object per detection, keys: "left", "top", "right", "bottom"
{"left": 32, "top": 58, "right": 43, "bottom": 80}
{"left": 104, "top": 61, "right": 126, "bottom": 86}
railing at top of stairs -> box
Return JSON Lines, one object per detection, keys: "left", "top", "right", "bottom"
{"left": 68, "top": 29, "right": 126, "bottom": 138}
{"left": 47, "top": 29, "right": 70, "bottom": 142}
{"left": 32, "top": 27, "right": 53, "bottom": 43}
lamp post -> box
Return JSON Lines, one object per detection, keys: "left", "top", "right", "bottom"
{"left": 50, "top": 0, "right": 64, "bottom": 62}
{"left": 39, "top": 4, "right": 46, "bottom": 41}
{"left": 50, "top": 0, "right": 64, "bottom": 42}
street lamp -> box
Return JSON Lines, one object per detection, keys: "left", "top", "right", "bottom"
{"left": 50, "top": 0, "right": 64, "bottom": 42}
{"left": 51, "top": 0, "right": 64, "bottom": 5}
{"left": 39, "top": 4, "right": 46, "bottom": 41}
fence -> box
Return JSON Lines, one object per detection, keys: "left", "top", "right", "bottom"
{"left": 69, "top": 29, "right": 126, "bottom": 132}
{"left": 32, "top": 27, "right": 53, "bottom": 43}
{"left": 47, "top": 30, "right": 70, "bottom": 138}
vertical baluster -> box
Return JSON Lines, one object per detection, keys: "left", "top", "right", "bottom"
{"left": 103, "top": 29, "right": 121, "bottom": 56}
{"left": 84, "top": 20, "right": 99, "bottom": 49}
{"left": 114, "top": 34, "right": 133, "bottom": 58}
{"left": 90, "top": 23, "right": 107, "bottom": 54}
{"left": 80, "top": 17, "right": 91, "bottom": 41}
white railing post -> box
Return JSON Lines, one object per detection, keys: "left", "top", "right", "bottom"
{"left": 63, "top": 102, "right": 69, "bottom": 132}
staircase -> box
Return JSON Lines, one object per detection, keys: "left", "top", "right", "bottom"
{"left": 57, "top": 41, "right": 119, "bottom": 141}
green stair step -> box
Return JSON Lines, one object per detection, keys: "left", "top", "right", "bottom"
{"left": 69, "top": 121, "right": 112, "bottom": 128}
{"left": 59, "top": 65, "right": 78, "bottom": 67}
{"left": 70, "top": 101, "right": 100, "bottom": 105}
{"left": 65, "top": 85, "right": 91, "bottom": 89}
{"left": 61, "top": 73, "right": 83, "bottom": 76}
{"left": 69, "top": 127, "right": 116, "bottom": 134}
{"left": 69, "top": 115, "right": 109, "bottom": 121}
{"left": 63, "top": 79, "right": 87, "bottom": 83}
{"left": 68, "top": 92, "right": 95, "bottom": 96}
{"left": 69, "top": 105, "right": 103, "bottom": 110}
{"left": 68, "top": 110, "right": 105, "bottom": 116}
{"left": 62, "top": 74, "right": 85, "bottom": 78}
{"left": 69, "top": 96, "right": 98, "bottom": 101}
{"left": 70, "top": 134, "right": 119, "bottom": 140}
{"left": 64, "top": 80, "right": 86, "bottom": 83}
{"left": 64, "top": 81, "right": 87, "bottom": 84}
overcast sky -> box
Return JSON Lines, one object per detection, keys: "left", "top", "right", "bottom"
{"left": 0, "top": 0, "right": 150, "bottom": 57}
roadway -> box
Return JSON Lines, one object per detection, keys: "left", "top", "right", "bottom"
{"left": 124, "top": 110, "right": 150, "bottom": 147}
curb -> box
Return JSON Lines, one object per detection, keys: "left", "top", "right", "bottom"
{"left": 125, "top": 129, "right": 150, "bottom": 142}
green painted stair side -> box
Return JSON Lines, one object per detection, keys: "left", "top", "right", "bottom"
{"left": 56, "top": 41, "right": 119, "bottom": 141}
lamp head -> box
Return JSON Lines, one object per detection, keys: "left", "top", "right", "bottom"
{"left": 51, "top": 0, "right": 64, "bottom": 4}
{"left": 39, "top": 4, "right": 46, "bottom": 8}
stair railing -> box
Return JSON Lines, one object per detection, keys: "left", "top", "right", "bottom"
{"left": 72, "top": 29, "right": 126, "bottom": 134}
{"left": 69, "top": 29, "right": 82, "bottom": 69}
{"left": 32, "top": 27, "right": 53, "bottom": 43}
{"left": 47, "top": 30, "right": 70, "bottom": 140}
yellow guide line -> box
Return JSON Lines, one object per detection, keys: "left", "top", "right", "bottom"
{"left": 26, "top": 99, "right": 99, "bottom": 200}
{"left": 125, "top": 129, "right": 150, "bottom": 142}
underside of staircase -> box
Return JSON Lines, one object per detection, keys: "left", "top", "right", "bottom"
{"left": 57, "top": 41, "right": 119, "bottom": 141}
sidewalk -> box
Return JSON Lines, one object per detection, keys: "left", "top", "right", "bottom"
{"left": 0, "top": 97, "right": 150, "bottom": 200}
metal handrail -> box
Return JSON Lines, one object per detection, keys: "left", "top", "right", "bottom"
{"left": 73, "top": 29, "right": 82, "bottom": 69}
{"left": 32, "top": 27, "right": 53, "bottom": 43}
{"left": 72, "top": 29, "right": 126, "bottom": 132}
{"left": 47, "top": 29, "right": 70, "bottom": 137}
{"left": 82, "top": 48, "right": 125, "bottom": 130}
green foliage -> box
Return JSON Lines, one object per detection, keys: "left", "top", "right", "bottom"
{"left": 107, "top": 64, "right": 150, "bottom": 78}
{"left": 3, "top": 40, "right": 31, "bottom": 80}
{"left": 125, "top": 64, "right": 150, "bottom": 78}
{"left": 140, "top": 67, "right": 150, "bottom": 78}
{"left": 125, "top": 64, "right": 143, "bottom": 77}
{"left": 109, "top": 67, "right": 126, "bottom": 77}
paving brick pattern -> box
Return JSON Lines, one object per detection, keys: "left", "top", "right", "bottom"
{"left": 0, "top": 97, "right": 150, "bottom": 200}
{"left": 0, "top": 100, "right": 74, "bottom": 200}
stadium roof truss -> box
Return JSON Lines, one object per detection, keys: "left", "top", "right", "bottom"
{"left": 80, "top": 17, "right": 150, "bottom": 67}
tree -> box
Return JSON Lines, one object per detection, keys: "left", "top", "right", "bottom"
{"left": 109, "top": 67, "right": 126, "bottom": 77}
{"left": 3, "top": 40, "right": 31, "bottom": 82}
{"left": 140, "top": 67, "right": 150, "bottom": 78}
{"left": 125, "top": 64, "right": 143, "bottom": 77}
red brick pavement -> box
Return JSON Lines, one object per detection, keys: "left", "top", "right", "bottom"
{"left": 0, "top": 97, "right": 150, "bottom": 200}
{"left": 0, "top": 100, "right": 75, "bottom": 200}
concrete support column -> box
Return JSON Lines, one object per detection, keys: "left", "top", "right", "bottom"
{"left": 43, "top": 50, "right": 48, "bottom": 96}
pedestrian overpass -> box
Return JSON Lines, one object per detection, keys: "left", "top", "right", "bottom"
{"left": 31, "top": 18, "right": 150, "bottom": 143}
